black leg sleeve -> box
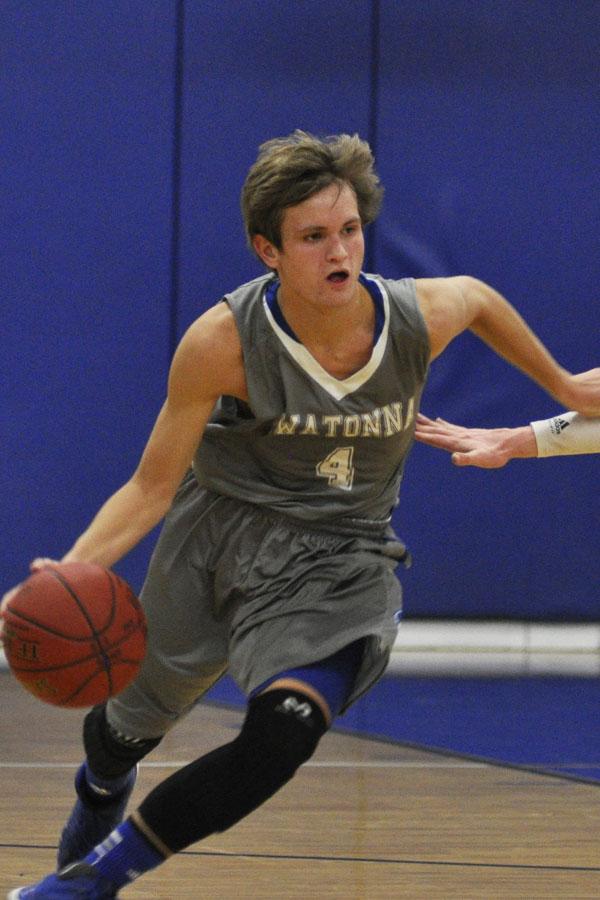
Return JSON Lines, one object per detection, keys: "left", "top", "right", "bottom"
{"left": 137, "top": 689, "right": 327, "bottom": 853}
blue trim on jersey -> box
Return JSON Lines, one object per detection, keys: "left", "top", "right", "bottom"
{"left": 360, "top": 273, "right": 385, "bottom": 342}
{"left": 264, "top": 278, "right": 298, "bottom": 340}
{"left": 249, "top": 638, "right": 366, "bottom": 719}
{"left": 264, "top": 274, "right": 385, "bottom": 346}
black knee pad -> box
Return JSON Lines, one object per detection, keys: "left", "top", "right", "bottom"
{"left": 242, "top": 688, "right": 327, "bottom": 772}
{"left": 83, "top": 704, "right": 163, "bottom": 779}
{"left": 138, "top": 688, "right": 327, "bottom": 852}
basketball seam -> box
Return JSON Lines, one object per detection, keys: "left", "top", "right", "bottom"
{"left": 5, "top": 607, "right": 109, "bottom": 640}
{"left": 50, "top": 568, "right": 114, "bottom": 692}
{"left": 5, "top": 564, "right": 146, "bottom": 707}
{"left": 9, "top": 627, "right": 145, "bottom": 673}
{"left": 57, "top": 666, "right": 110, "bottom": 705}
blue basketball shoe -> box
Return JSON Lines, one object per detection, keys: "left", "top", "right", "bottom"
{"left": 7, "top": 862, "right": 117, "bottom": 899}
{"left": 57, "top": 764, "right": 137, "bottom": 868}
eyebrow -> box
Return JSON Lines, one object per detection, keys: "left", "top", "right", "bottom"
{"left": 297, "top": 216, "right": 361, "bottom": 233}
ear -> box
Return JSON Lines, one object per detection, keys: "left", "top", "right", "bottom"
{"left": 252, "top": 234, "right": 280, "bottom": 269}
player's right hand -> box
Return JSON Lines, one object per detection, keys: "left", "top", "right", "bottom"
{"left": 1, "top": 559, "right": 61, "bottom": 644}
{"left": 0, "top": 584, "right": 21, "bottom": 645}
{"left": 30, "top": 558, "right": 61, "bottom": 572}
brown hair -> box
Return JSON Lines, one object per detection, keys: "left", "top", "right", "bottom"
{"left": 241, "top": 130, "right": 383, "bottom": 251}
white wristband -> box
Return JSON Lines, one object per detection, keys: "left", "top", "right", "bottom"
{"left": 531, "top": 413, "right": 600, "bottom": 457}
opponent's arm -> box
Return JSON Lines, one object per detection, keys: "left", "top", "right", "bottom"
{"left": 530, "top": 411, "right": 600, "bottom": 457}
{"left": 415, "top": 411, "right": 600, "bottom": 468}
{"left": 416, "top": 277, "right": 600, "bottom": 417}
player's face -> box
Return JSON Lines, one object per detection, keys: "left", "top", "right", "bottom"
{"left": 255, "top": 181, "right": 365, "bottom": 311}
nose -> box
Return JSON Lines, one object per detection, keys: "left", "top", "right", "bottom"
{"left": 326, "top": 234, "right": 348, "bottom": 262}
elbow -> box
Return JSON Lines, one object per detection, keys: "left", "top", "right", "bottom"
{"left": 453, "top": 274, "right": 486, "bottom": 300}
{"left": 457, "top": 276, "right": 497, "bottom": 331}
{"left": 129, "top": 469, "right": 180, "bottom": 521}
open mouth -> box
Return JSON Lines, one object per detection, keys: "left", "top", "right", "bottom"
{"left": 327, "top": 271, "right": 349, "bottom": 283}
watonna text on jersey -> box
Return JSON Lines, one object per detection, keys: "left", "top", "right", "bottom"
{"left": 272, "top": 397, "right": 417, "bottom": 438}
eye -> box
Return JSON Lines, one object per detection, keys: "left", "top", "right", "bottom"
{"left": 305, "top": 232, "right": 323, "bottom": 242}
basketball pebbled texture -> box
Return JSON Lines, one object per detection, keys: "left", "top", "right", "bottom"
{"left": 3, "top": 562, "right": 147, "bottom": 708}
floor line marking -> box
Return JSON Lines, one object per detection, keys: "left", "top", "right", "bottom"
{"left": 1, "top": 841, "right": 599, "bottom": 873}
{"left": 0, "top": 760, "right": 491, "bottom": 770}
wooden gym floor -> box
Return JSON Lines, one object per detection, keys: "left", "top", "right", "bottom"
{"left": 2, "top": 672, "right": 600, "bottom": 899}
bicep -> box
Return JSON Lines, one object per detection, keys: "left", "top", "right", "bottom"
{"left": 133, "top": 305, "right": 244, "bottom": 497}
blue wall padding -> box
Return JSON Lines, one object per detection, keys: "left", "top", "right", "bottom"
{"left": 2, "top": 2, "right": 598, "bottom": 615}
{"left": 374, "top": 1, "right": 599, "bottom": 617}
{"left": 177, "top": 0, "right": 374, "bottom": 331}
{"left": 2, "top": 4, "right": 176, "bottom": 589}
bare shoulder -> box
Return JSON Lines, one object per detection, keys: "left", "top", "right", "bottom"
{"left": 415, "top": 275, "right": 474, "bottom": 306}
{"left": 414, "top": 276, "right": 482, "bottom": 359}
{"left": 170, "top": 301, "right": 248, "bottom": 402}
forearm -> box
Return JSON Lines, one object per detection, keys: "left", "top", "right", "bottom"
{"left": 491, "top": 425, "right": 538, "bottom": 462}
{"left": 531, "top": 412, "right": 600, "bottom": 457}
{"left": 415, "top": 409, "right": 599, "bottom": 468}
{"left": 62, "top": 477, "right": 174, "bottom": 569}
{"left": 485, "top": 413, "right": 600, "bottom": 462}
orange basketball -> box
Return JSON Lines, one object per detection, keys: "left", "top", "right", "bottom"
{"left": 3, "top": 562, "right": 146, "bottom": 708}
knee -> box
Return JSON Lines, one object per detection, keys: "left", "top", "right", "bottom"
{"left": 240, "top": 687, "right": 328, "bottom": 776}
{"left": 136, "top": 687, "right": 328, "bottom": 849}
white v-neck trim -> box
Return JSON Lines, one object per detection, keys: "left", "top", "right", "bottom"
{"left": 262, "top": 276, "right": 390, "bottom": 401}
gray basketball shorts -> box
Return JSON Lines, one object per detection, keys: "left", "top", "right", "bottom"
{"left": 107, "top": 472, "right": 406, "bottom": 740}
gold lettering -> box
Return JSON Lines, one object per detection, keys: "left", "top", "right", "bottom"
{"left": 361, "top": 410, "right": 381, "bottom": 437}
{"left": 382, "top": 402, "right": 403, "bottom": 436}
{"left": 343, "top": 415, "right": 361, "bottom": 437}
{"left": 300, "top": 414, "right": 319, "bottom": 435}
{"left": 322, "top": 415, "right": 343, "bottom": 437}
{"left": 273, "top": 399, "right": 415, "bottom": 439}
{"left": 274, "top": 415, "right": 300, "bottom": 435}
{"left": 404, "top": 396, "right": 415, "bottom": 429}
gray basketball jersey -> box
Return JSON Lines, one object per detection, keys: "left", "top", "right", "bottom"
{"left": 192, "top": 272, "right": 429, "bottom": 528}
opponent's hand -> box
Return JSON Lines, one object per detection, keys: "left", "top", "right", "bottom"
{"left": 414, "top": 414, "right": 536, "bottom": 468}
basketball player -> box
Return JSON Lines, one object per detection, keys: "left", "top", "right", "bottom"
{"left": 415, "top": 397, "right": 600, "bottom": 468}
{"left": 5, "top": 131, "right": 600, "bottom": 899}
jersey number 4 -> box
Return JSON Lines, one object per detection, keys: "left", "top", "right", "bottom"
{"left": 316, "top": 446, "right": 355, "bottom": 491}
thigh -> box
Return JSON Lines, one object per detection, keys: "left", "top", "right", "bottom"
{"left": 108, "top": 477, "right": 231, "bottom": 739}
{"left": 228, "top": 521, "right": 404, "bottom": 711}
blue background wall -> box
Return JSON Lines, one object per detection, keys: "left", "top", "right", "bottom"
{"left": 2, "top": 1, "right": 598, "bottom": 620}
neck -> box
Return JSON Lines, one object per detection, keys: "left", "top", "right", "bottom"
{"left": 278, "top": 282, "right": 372, "bottom": 345}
